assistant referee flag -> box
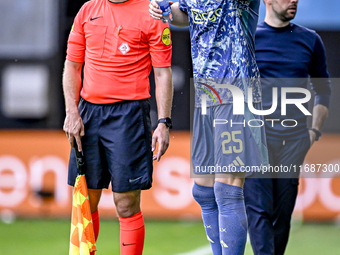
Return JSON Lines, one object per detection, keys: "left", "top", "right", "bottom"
{"left": 69, "top": 145, "right": 96, "bottom": 255}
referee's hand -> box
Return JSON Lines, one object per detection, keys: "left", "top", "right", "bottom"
{"left": 63, "top": 111, "right": 85, "bottom": 151}
{"left": 152, "top": 123, "right": 170, "bottom": 162}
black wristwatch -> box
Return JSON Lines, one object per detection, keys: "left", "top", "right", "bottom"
{"left": 158, "top": 117, "right": 172, "bottom": 129}
{"left": 309, "top": 128, "right": 322, "bottom": 141}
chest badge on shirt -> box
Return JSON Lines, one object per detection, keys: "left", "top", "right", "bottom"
{"left": 118, "top": 42, "right": 130, "bottom": 55}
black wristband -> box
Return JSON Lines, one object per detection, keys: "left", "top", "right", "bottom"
{"left": 309, "top": 128, "right": 322, "bottom": 141}
{"left": 158, "top": 117, "right": 172, "bottom": 129}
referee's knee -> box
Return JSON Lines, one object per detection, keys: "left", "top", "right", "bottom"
{"left": 114, "top": 190, "right": 141, "bottom": 218}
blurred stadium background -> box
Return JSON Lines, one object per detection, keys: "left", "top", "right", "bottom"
{"left": 0, "top": 0, "right": 339, "bottom": 254}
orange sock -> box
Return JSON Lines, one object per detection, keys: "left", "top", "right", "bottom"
{"left": 90, "top": 210, "right": 100, "bottom": 255}
{"left": 119, "top": 212, "right": 145, "bottom": 255}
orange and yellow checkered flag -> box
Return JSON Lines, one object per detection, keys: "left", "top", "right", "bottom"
{"left": 69, "top": 174, "right": 97, "bottom": 255}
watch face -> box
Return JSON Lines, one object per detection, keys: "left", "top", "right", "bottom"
{"left": 166, "top": 119, "right": 171, "bottom": 126}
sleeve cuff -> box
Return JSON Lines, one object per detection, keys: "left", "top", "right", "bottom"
{"left": 66, "top": 55, "right": 84, "bottom": 64}
{"left": 314, "top": 94, "right": 331, "bottom": 108}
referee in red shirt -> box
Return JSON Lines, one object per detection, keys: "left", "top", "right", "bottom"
{"left": 63, "top": 0, "right": 173, "bottom": 254}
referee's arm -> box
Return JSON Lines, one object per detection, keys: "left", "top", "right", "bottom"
{"left": 62, "top": 60, "right": 85, "bottom": 151}
{"left": 152, "top": 67, "right": 173, "bottom": 161}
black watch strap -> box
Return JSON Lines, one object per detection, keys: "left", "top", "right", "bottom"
{"left": 309, "top": 128, "right": 322, "bottom": 141}
{"left": 158, "top": 117, "right": 172, "bottom": 129}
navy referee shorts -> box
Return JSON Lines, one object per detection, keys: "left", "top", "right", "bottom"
{"left": 67, "top": 98, "right": 153, "bottom": 192}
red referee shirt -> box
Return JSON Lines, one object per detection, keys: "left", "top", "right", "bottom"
{"left": 67, "top": 0, "right": 172, "bottom": 104}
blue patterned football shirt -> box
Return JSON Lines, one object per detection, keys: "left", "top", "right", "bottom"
{"left": 178, "top": 0, "right": 262, "bottom": 107}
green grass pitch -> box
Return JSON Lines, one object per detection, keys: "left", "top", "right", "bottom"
{"left": 0, "top": 219, "right": 339, "bottom": 254}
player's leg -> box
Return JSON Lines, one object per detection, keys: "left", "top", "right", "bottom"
{"left": 100, "top": 99, "right": 153, "bottom": 255}
{"left": 214, "top": 102, "right": 268, "bottom": 255}
{"left": 214, "top": 174, "right": 247, "bottom": 255}
{"left": 272, "top": 136, "right": 310, "bottom": 255}
{"left": 213, "top": 104, "right": 248, "bottom": 255}
{"left": 193, "top": 177, "right": 221, "bottom": 255}
{"left": 192, "top": 107, "right": 221, "bottom": 255}
{"left": 244, "top": 138, "right": 279, "bottom": 255}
